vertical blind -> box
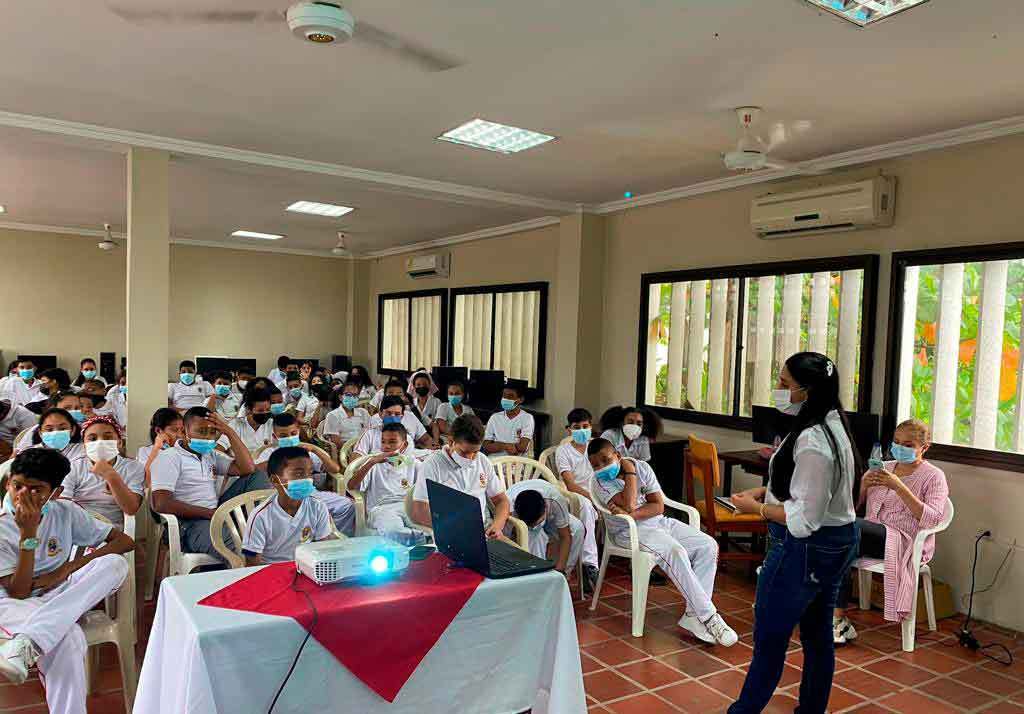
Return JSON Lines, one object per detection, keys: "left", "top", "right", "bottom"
{"left": 379, "top": 292, "right": 443, "bottom": 372}
{"left": 451, "top": 287, "right": 544, "bottom": 387}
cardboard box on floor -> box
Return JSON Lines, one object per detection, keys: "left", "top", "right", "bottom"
{"left": 853, "top": 572, "right": 956, "bottom": 622}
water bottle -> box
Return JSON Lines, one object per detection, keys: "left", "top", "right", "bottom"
{"left": 868, "top": 442, "right": 884, "bottom": 472}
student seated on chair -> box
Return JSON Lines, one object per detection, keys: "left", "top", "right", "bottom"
{"left": 257, "top": 414, "right": 355, "bottom": 536}
{"left": 71, "top": 358, "right": 105, "bottom": 390}
{"left": 17, "top": 400, "right": 85, "bottom": 459}
{"left": 0, "top": 448, "right": 135, "bottom": 714}
{"left": 323, "top": 379, "right": 371, "bottom": 448}
{"left": 368, "top": 377, "right": 407, "bottom": 413}
{"left": 407, "top": 369, "right": 441, "bottom": 431}
{"left": 231, "top": 368, "right": 255, "bottom": 400}
{"left": 222, "top": 389, "right": 275, "bottom": 455}
{"left": 267, "top": 355, "right": 290, "bottom": 388}
{"left": 60, "top": 416, "right": 143, "bottom": 529}
{"left": 283, "top": 371, "right": 318, "bottom": 423}
{"left": 505, "top": 480, "right": 583, "bottom": 578}
{"left": 0, "top": 360, "right": 44, "bottom": 410}
{"left": 588, "top": 437, "right": 737, "bottom": 647}
{"left": 167, "top": 361, "right": 212, "bottom": 414}
{"left": 346, "top": 365, "right": 378, "bottom": 404}
{"left": 102, "top": 371, "right": 127, "bottom": 429}
{"left": 0, "top": 400, "right": 37, "bottom": 461}
{"left": 206, "top": 371, "right": 241, "bottom": 420}
{"left": 32, "top": 369, "right": 72, "bottom": 412}
{"left": 242, "top": 446, "right": 336, "bottom": 566}
{"left": 150, "top": 407, "right": 268, "bottom": 561}
{"left": 483, "top": 383, "right": 534, "bottom": 457}
{"left": 434, "top": 379, "right": 474, "bottom": 443}
{"left": 139, "top": 408, "right": 184, "bottom": 488}
{"left": 598, "top": 405, "right": 661, "bottom": 462}
{"left": 75, "top": 380, "right": 112, "bottom": 423}
{"left": 348, "top": 423, "right": 423, "bottom": 535}
{"left": 411, "top": 415, "right": 509, "bottom": 538}
{"left": 353, "top": 396, "right": 429, "bottom": 457}
{"left": 832, "top": 418, "right": 949, "bottom": 645}
{"left": 554, "top": 408, "right": 601, "bottom": 589}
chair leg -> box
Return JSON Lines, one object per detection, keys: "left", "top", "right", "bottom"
{"left": 857, "top": 569, "right": 872, "bottom": 610}
{"left": 85, "top": 646, "right": 100, "bottom": 695}
{"left": 630, "top": 554, "right": 655, "bottom": 637}
{"left": 589, "top": 546, "right": 612, "bottom": 612}
{"left": 902, "top": 571, "right": 920, "bottom": 652}
{"left": 577, "top": 560, "right": 584, "bottom": 601}
{"left": 117, "top": 631, "right": 139, "bottom": 712}
{"left": 143, "top": 523, "right": 163, "bottom": 601}
{"left": 922, "top": 567, "right": 937, "bottom": 632}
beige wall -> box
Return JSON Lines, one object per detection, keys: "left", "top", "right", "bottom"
{"left": 599, "top": 134, "right": 1024, "bottom": 630}
{"left": 0, "top": 230, "right": 350, "bottom": 378}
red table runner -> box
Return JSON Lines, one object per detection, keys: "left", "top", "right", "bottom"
{"left": 197, "top": 553, "right": 484, "bottom": 702}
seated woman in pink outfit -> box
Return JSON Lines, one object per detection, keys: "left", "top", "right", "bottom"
{"left": 833, "top": 418, "right": 949, "bottom": 644}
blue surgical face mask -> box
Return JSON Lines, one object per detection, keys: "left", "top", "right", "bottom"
{"left": 180, "top": 373, "right": 196, "bottom": 386}
{"left": 289, "top": 388, "right": 303, "bottom": 399}
{"left": 69, "top": 409, "right": 86, "bottom": 423}
{"left": 277, "top": 435, "right": 301, "bottom": 448}
{"left": 500, "top": 398, "right": 517, "bottom": 412}
{"left": 282, "top": 478, "right": 316, "bottom": 501}
{"left": 18, "top": 369, "right": 34, "bottom": 380}
{"left": 571, "top": 427, "right": 591, "bottom": 445}
{"left": 270, "top": 403, "right": 285, "bottom": 415}
{"left": 215, "top": 384, "right": 231, "bottom": 397}
{"left": 188, "top": 437, "right": 217, "bottom": 455}
{"left": 4, "top": 492, "right": 53, "bottom": 517}
{"left": 594, "top": 462, "right": 621, "bottom": 482}
{"left": 81, "top": 369, "right": 97, "bottom": 380}
{"left": 342, "top": 395, "right": 359, "bottom": 410}
{"left": 890, "top": 443, "right": 919, "bottom": 464}
{"left": 448, "top": 395, "right": 463, "bottom": 407}
{"left": 119, "top": 385, "right": 127, "bottom": 396}
{"left": 41, "top": 430, "right": 72, "bottom": 450}
{"left": 382, "top": 415, "right": 402, "bottom": 426}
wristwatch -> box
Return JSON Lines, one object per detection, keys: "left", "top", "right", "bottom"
{"left": 19, "top": 537, "right": 39, "bottom": 551}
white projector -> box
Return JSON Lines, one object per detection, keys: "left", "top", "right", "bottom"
{"left": 295, "top": 537, "right": 410, "bottom": 586}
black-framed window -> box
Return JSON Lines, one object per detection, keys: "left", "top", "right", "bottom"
{"left": 884, "top": 242, "right": 1024, "bottom": 472}
{"left": 376, "top": 289, "right": 448, "bottom": 376}
{"left": 448, "top": 282, "right": 549, "bottom": 396}
{"left": 637, "top": 255, "right": 878, "bottom": 429}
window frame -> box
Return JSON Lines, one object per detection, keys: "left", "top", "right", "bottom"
{"left": 636, "top": 254, "right": 879, "bottom": 430}
{"left": 447, "top": 281, "right": 549, "bottom": 399}
{"left": 883, "top": 242, "right": 1024, "bottom": 473}
{"left": 375, "top": 288, "right": 449, "bottom": 378}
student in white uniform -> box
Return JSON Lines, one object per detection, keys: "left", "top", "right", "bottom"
{"left": 588, "top": 437, "right": 737, "bottom": 647}
{"left": 353, "top": 396, "right": 429, "bottom": 457}
{"left": 554, "top": 408, "right": 601, "bottom": 586}
{"left": 206, "top": 372, "right": 241, "bottom": 420}
{"left": 323, "top": 380, "right": 371, "bottom": 449}
{"left": 505, "top": 479, "right": 584, "bottom": 577}
{"left": 0, "top": 400, "right": 36, "bottom": 459}
{"left": 598, "top": 406, "right": 661, "bottom": 462}
{"left": 407, "top": 370, "right": 442, "bottom": 430}
{"left": 230, "top": 368, "right": 255, "bottom": 401}
{"left": 283, "top": 372, "right": 318, "bottom": 422}
{"left": 0, "top": 360, "right": 44, "bottom": 409}
{"left": 22, "top": 408, "right": 86, "bottom": 463}
{"left": 102, "top": 372, "right": 128, "bottom": 430}
{"left": 345, "top": 365, "right": 378, "bottom": 405}
{"left": 348, "top": 423, "right": 421, "bottom": 535}
{"left": 220, "top": 388, "right": 275, "bottom": 455}
{"left": 434, "top": 379, "right": 475, "bottom": 443}
{"left": 60, "top": 416, "right": 144, "bottom": 529}
{"left": 139, "top": 408, "right": 184, "bottom": 487}
{"left": 243, "top": 446, "right": 336, "bottom": 565}
{"left": 167, "top": 360, "right": 212, "bottom": 413}
{"left": 150, "top": 407, "right": 269, "bottom": 561}
{"left": 411, "top": 415, "right": 509, "bottom": 537}
{"left": 483, "top": 383, "right": 534, "bottom": 457}
{"left": 0, "top": 449, "right": 135, "bottom": 714}
{"left": 267, "top": 356, "right": 291, "bottom": 387}
{"left": 76, "top": 380, "right": 112, "bottom": 423}
{"left": 33, "top": 369, "right": 72, "bottom": 411}
{"left": 71, "top": 358, "right": 106, "bottom": 391}
{"left": 369, "top": 377, "right": 406, "bottom": 413}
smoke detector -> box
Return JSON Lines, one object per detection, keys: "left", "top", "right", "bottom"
{"left": 286, "top": 2, "right": 355, "bottom": 44}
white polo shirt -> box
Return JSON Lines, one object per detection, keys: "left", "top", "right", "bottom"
{"left": 0, "top": 379, "right": 43, "bottom": 409}
{"left": 484, "top": 410, "right": 535, "bottom": 456}
{"left": 555, "top": 442, "right": 594, "bottom": 490}
{"left": 291, "top": 394, "right": 320, "bottom": 421}
{"left": 412, "top": 448, "right": 504, "bottom": 524}
{"left": 211, "top": 393, "right": 242, "bottom": 420}
{"left": 506, "top": 478, "right": 571, "bottom": 539}
{"left": 356, "top": 413, "right": 426, "bottom": 454}
{"left": 267, "top": 368, "right": 287, "bottom": 384}
{"left": 61, "top": 455, "right": 145, "bottom": 528}
{"left": 0, "top": 401, "right": 37, "bottom": 444}
{"left": 103, "top": 390, "right": 128, "bottom": 428}
{"left": 358, "top": 446, "right": 420, "bottom": 511}
{"left": 409, "top": 395, "right": 442, "bottom": 426}
{"left": 434, "top": 402, "right": 475, "bottom": 424}
{"left": 322, "top": 406, "right": 370, "bottom": 442}
{"left": 601, "top": 428, "right": 652, "bottom": 462}
{"left": 241, "top": 493, "right": 332, "bottom": 564}
{"left": 369, "top": 389, "right": 385, "bottom": 410}
{"left": 219, "top": 416, "right": 273, "bottom": 453}
{"left": 150, "top": 442, "right": 234, "bottom": 510}
{"left": 593, "top": 458, "right": 665, "bottom": 539}
{"left": 255, "top": 446, "right": 324, "bottom": 473}
{"left": 0, "top": 499, "right": 111, "bottom": 597}
{"left": 167, "top": 380, "right": 213, "bottom": 410}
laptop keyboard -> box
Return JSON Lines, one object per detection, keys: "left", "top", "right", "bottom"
{"left": 487, "top": 549, "right": 523, "bottom": 574}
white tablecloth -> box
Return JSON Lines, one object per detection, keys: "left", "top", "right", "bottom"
{"left": 134, "top": 566, "right": 586, "bottom": 714}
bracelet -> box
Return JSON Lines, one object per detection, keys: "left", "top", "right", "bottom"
{"left": 759, "top": 502, "right": 767, "bottom": 520}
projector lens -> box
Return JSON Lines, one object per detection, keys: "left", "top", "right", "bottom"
{"left": 369, "top": 555, "right": 389, "bottom": 574}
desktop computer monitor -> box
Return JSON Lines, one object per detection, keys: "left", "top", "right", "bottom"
{"left": 432, "top": 366, "right": 469, "bottom": 395}
{"left": 751, "top": 405, "right": 880, "bottom": 460}
{"left": 469, "top": 369, "right": 505, "bottom": 409}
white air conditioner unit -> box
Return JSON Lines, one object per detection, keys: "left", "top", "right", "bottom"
{"left": 405, "top": 253, "right": 449, "bottom": 279}
{"left": 751, "top": 176, "right": 896, "bottom": 239}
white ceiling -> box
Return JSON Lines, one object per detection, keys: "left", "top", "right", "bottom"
{"left": 2, "top": 0, "right": 1024, "bottom": 253}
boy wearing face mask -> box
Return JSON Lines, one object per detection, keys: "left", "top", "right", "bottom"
{"left": 505, "top": 480, "right": 583, "bottom": 578}
{"left": 354, "top": 396, "right": 429, "bottom": 458}
{"left": 60, "top": 416, "right": 143, "bottom": 529}
{"left": 283, "top": 372, "right": 318, "bottom": 423}
{"left": 483, "top": 384, "right": 534, "bottom": 457}
{"left": 323, "top": 380, "right": 371, "bottom": 448}
{"left": 206, "top": 372, "right": 241, "bottom": 419}
{"left": 554, "top": 408, "right": 601, "bottom": 588}
{"left": 0, "top": 361, "right": 43, "bottom": 409}
{"left": 167, "top": 361, "right": 212, "bottom": 413}
{"left": 150, "top": 407, "right": 268, "bottom": 561}
{"left": 434, "top": 380, "right": 474, "bottom": 442}
{"left": 0, "top": 400, "right": 36, "bottom": 462}
{"left": 348, "top": 423, "right": 425, "bottom": 535}
{"left": 222, "top": 389, "right": 275, "bottom": 454}
{"left": 0, "top": 449, "right": 135, "bottom": 711}
{"left": 231, "top": 369, "right": 254, "bottom": 400}
{"left": 588, "top": 437, "right": 737, "bottom": 647}
{"left": 243, "top": 447, "right": 335, "bottom": 566}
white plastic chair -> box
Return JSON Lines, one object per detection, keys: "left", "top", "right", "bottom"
{"left": 11, "top": 427, "right": 34, "bottom": 454}
{"left": 588, "top": 479, "right": 701, "bottom": 637}
{"left": 151, "top": 490, "right": 221, "bottom": 580}
{"left": 209, "top": 489, "right": 276, "bottom": 568}
{"left": 339, "top": 454, "right": 372, "bottom": 536}
{"left": 339, "top": 435, "right": 361, "bottom": 469}
{"left": 854, "top": 498, "right": 954, "bottom": 652}
{"left": 538, "top": 445, "right": 559, "bottom": 478}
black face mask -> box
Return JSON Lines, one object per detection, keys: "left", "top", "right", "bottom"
{"left": 415, "top": 386, "right": 430, "bottom": 397}
{"left": 252, "top": 412, "right": 272, "bottom": 425}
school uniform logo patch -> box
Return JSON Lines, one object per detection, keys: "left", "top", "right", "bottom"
{"left": 401, "top": 478, "right": 409, "bottom": 489}
{"left": 479, "top": 473, "right": 486, "bottom": 487}
{"left": 46, "top": 537, "right": 62, "bottom": 557}
{"left": 300, "top": 526, "right": 313, "bottom": 543}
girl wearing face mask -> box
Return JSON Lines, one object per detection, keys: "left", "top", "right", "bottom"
{"left": 323, "top": 380, "right": 371, "bottom": 449}
{"left": 139, "top": 408, "right": 185, "bottom": 487}
{"left": 598, "top": 406, "right": 661, "bottom": 462}
{"left": 72, "top": 358, "right": 106, "bottom": 389}
{"left": 60, "top": 415, "right": 144, "bottom": 529}
{"left": 224, "top": 389, "right": 276, "bottom": 454}
{"left": 831, "top": 419, "right": 948, "bottom": 645}
{"left": 27, "top": 408, "right": 85, "bottom": 461}
{"left": 407, "top": 371, "right": 441, "bottom": 431}
{"left": 435, "top": 380, "right": 475, "bottom": 443}
{"left": 14, "top": 395, "right": 82, "bottom": 455}
{"left": 728, "top": 353, "right": 859, "bottom": 714}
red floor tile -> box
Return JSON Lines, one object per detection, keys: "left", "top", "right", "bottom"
{"left": 657, "top": 679, "right": 733, "bottom": 713}
{"left": 584, "top": 669, "right": 644, "bottom": 703}
{"left": 918, "top": 673, "right": 1000, "bottom": 710}
{"left": 583, "top": 639, "right": 651, "bottom": 667}
{"left": 879, "top": 688, "right": 960, "bottom": 714}
{"left": 0, "top": 679, "right": 47, "bottom": 708}
{"left": 700, "top": 669, "right": 749, "bottom": 700}
{"left": 605, "top": 691, "right": 682, "bottom": 713}
{"left": 659, "top": 648, "right": 733, "bottom": 678}
{"left": 897, "top": 647, "right": 970, "bottom": 675}
{"left": 593, "top": 615, "right": 635, "bottom": 637}
{"left": 949, "top": 666, "right": 1024, "bottom": 697}
{"left": 616, "top": 658, "right": 688, "bottom": 689}
{"left": 578, "top": 621, "right": 619, "bottom": 645}
{"left": 629, "top": 627, "right": 692, "bottom": 656}
{"left": 979, "top": 702, "right": 1024, "bottom": 714}
{"left": 833, "top": 667, "right": 902, "bottom": 699}
{"left": 863, "top": 659, "right": 936, "bottom": 687}
{"left": 826, "top": 686, "right": 867, "bottom": 712}
{"left": 582, "top": 653, "right": 607, "bottom": 674}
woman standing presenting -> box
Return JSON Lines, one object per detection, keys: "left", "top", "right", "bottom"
{"left": 729, "top": 352, "right": 860, "bottom": 714}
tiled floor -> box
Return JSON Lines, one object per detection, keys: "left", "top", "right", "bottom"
{"left": 1, "top": 560, "right": 1021, "bottom": 713}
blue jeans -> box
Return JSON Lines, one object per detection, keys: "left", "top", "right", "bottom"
{"left": 729, "top": 521, "right": 858, "bottom": 714}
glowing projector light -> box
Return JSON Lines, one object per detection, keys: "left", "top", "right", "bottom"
{"left": 295, "top": 537, "right": 410, "bottom": 585}
{"left": 369, "top": 555, "right": 390, "bottom": 574}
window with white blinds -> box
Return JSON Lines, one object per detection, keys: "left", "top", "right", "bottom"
{"left": 449, "top": 283, "right": 548, "bottom": 393}
{"left": 377, "top": 290, "right": 447, "bottom": 374}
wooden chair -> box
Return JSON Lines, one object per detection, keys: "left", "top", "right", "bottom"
{"left": 685, "top": 434, "right": 767, "bottom": 562}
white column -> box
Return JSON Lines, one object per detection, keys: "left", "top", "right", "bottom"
{"left": 808, "top": 271, "right": 830, "bottom": 355}
{"left": 896, "top": 266, "right": 920, "bottom": 423}
{"left": 781, "top": 273, "right": 803, "bottom": 360}
{"left": 666, "top": 282, "right": 688, "bottom": 408}
{"left": 686, "top": 281, "right": 708, "bottom": 410}
{"left": 932, "top": 263, "right": 964, "bottom": 444}
{"left": 972, "top": 260, "right": 1008, "bottom": 449}
{"left": 125, "top": 148, "right": 170, "bottom": 455}
{"left": 753, "top": 276, "right": 776, "bottom": 406}
{"left": 837, "top": 270, "right": 862, "bottom": 408}
{"left": 706, "top": 279, "right": 729, "bottom": 413}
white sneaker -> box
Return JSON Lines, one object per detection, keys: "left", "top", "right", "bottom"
{"left": 678, "top": 613, "right": 715, "bottom": 644}
{"left": 0, "top": 635, "right": 39, "bottom": 685}
{"left": 833, "top": 616, "right": 858, "bottom": 645}
{"left": 702, "top": 613, "right": 739, "bottom": 647}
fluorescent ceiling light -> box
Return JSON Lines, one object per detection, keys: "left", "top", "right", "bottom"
{"left": 438, "top": 118, "right": 555, "bottom": 154}
{"left": 286, "top": 200, "right": 355, "bottom": 218}
{"left": 231, "top": 230, "right": 284, "bottom": 240}
{"left": 802, "top": 0, "right": 930, "bottom": 26}
{"left": 0, "top": 205, "right": 5, "bottom": 213}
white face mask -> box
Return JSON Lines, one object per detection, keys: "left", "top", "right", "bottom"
{"left": 85, "top": 439, "right": 120, "bottom": 463}
{"left": 449, "top": 447, "right": 477, "bottom": 468}
{"left": 772, "top": 389, "right": 804, "bottom": 416}
{"left": 622, "top": 423, "right": 643, "bottom": 441}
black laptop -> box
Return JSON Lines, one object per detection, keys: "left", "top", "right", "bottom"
{"left": 426, "top": 480, "right": 554, "bottom": 579}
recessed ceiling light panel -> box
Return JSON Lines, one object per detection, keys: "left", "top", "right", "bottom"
{"left": 802, "top": 0, "right": 930, "bottom": 26}
{"left": 231, "top": 230, "right": 284, "bottom": 240}
{"left": 286, "top": 200, "right": 355, "bottom": 217}
{"left": 438, "top": 118, "right": 555, "bottom": 154}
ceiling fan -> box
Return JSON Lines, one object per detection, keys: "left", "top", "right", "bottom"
{"left": 331, "top": 231, "right": 350, "bottom": 256}
{"left": 97, "top": 223, "right": 120, "bottom": 251}
{"left": 107, "top": 1, "right": 462, "bottom": 72}
{"left": 722, "top": 107, "right": 823, "bottom": 174}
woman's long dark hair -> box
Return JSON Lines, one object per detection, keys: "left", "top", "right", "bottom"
{"left": 149, "top": 407, "right": 183, "bottom": 443}
{"left": 72, "top": 358, "right": 98, "bottom": 388}
{"left": 598, "top": 405, "right": 663, "bottom": 440}
{"left": 769, "top": 352, "right": 862, "bottom": 502}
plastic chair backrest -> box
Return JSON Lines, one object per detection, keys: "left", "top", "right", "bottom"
{"left": 341, "top": 454, "right": 372, "bottom": 493}
{"left": 538, "top": 446, "right": 559, "bottom": 478}
{"left": 209, "top": 489, "right": 276, "bottom": 568}
{"left": 339, "top": 435, "right": 361, "bottom": 467}
{"left": 12, "top": 427, "right": 34, "bottom": 453}
{"left": 911, "top": 498, "right": 954, "bottom": 568}
{"left": 490, "top": 456, "right": 561, "bottom": 490}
